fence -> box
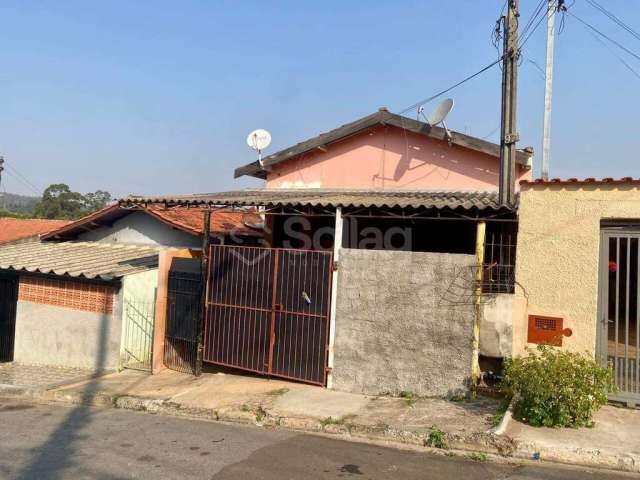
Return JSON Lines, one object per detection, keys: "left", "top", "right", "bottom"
{"left": 121, "top": 298, "right": 156, "bottom": 371}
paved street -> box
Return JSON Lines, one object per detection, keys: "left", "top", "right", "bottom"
{"left": 0, "top": 399, "right": 634, "bottom": 480}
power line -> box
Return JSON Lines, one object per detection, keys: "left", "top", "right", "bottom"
{"left": 585, "top": 0, "right": 640, "bottom": 42}
{"left": 5, "top": 162, "right": 42, "bottom": 194}
{"left": 586, "top": 28, "right": 640, "bottom": 81}
{"left": 398, "top": 57, "right": 503, "bottom": 114}
{"left": 568, "top": 11, "right": 640, "bottom": 63}
{"left": 3, "top": 167, "right": 42, "bottom": 196}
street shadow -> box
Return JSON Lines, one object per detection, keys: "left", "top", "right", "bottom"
{"left": 15, "top": 306, "right": 115, "bottom": 479}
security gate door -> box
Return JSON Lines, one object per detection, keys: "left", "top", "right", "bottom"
{"left": 0, "top": 275, "right": 18, "bottom": 362}
{"left": 599, "top": 228, "right": 640, "bottom": 404}
{"left": 203, "top": 245, "right": 333, "bottom": 385}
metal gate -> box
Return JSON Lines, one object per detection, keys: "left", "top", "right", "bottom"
{"left": 121, "top": 297, "right": 156, "bottom": 371}
{"left": 164, "top": 258, "right": 201, "bottom": 374}
{"left": 599, "top": 228, "right": 640, "bottom": 404}
{"left": 203, "top": 245, "right": 333, "bottom": 385}
{"left": 0, "top": 275, "right": 18, "bottom": 362}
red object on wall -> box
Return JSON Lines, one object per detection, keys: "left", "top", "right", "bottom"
{"left": 609, "top": 261, "right": 618, "bottom": 273}
{"left": 527, "top": 315, "right": 565, "bottom": 346}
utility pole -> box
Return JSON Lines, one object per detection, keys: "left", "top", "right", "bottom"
{"left": 499, "top": 0, "right": 520, "bottom": 206}
{"left": 541, "top": 0, "right": 556, "bottom": 181}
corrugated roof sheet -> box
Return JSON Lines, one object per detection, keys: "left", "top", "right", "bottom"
{"left": 0, "top": 241, "right": 159, "bottom": 280}
{"left": 122, "top": 189, "right": 509, "bottom": 211}
{"left": 0, "top": 218, "right": 71, "bottom": 244}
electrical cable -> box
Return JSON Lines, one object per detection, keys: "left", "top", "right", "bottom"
{"left": 585, "top": 0, "right": 640, "bottom": 42}
{"left": 568, "top": 11, "right": 640, "bottom": 63}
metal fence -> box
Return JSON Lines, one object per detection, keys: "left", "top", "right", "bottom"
{"left": 121, "top": 298, "right": 156, "bottom": 371}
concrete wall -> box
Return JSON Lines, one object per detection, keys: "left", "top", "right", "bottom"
{"left": 79, "top": 211, "right": 201, "bottom": 248}
{"left": 514, "top": 183, "right": 640, "bottom": 357}
{"left": 266, "top": 125, "right": 532, "bottom": 190}
{"left": 332, "top": 249, "right": 476, "bottom": 397}
{"left": 13, "top": 296, "right": 122, "bottom": 371}
{"left": 479, "top": 293, "right": 525, "bottom": 358}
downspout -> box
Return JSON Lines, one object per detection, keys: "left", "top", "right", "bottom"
{"left": 196, "top": 208, "right": 211, "bottom": 376}
{"left": 473, "top": 220, "right": 486, "bottom": 392}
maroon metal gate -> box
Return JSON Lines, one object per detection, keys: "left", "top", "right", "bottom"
{"left": 203, "top": 245, "right": 333, "bottom": 386}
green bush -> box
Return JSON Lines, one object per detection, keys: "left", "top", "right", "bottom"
{"left": 501, "top": 345, "right": 615, "bottom": 428}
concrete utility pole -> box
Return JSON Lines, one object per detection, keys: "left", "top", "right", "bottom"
{"left": 499, "top": 0, "right": 520, "bottom": 206}
{"left": 541, "top": 0, "right": 556, "bottom": 181}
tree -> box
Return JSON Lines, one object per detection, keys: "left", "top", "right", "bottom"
{"left": 33, "top": 184, "right": 112, "bottom": 219}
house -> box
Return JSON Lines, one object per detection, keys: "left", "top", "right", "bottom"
{"left": 514, "top": 177, "right": 640, "bottom": 406}
{"left": 122, "top": 108, "right": 534, "bottom": 397}
{"left": 0, "top": 205, "right": 263, "bottom": 372}
{"left": 0, "top": 217, "right": 70, "bottom": 245}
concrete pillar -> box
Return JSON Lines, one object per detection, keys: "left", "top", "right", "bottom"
{"left": 326, "top": 207, "right": 343, "bottom": 389}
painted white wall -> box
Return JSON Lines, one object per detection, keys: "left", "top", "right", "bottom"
{"left": 78, "top": 211, "right": 201, "bottom": 248}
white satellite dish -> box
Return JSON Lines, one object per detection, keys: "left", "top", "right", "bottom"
{"left": 426, "top": 98, "right": 454, "bottom": 141}
{"left": 246, "top": 129, "right": 272, "bottom": 168}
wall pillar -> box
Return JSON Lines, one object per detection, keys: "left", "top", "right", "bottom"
{"left": 326, "top": 207, "right": 343, "bottom": 389}
{"left": 472, "top": 221, "right": 486, "bottom": 387}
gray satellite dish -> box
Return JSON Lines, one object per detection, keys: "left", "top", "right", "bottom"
{"left": 427, "top": 98, "right": 454, "bottom": 141}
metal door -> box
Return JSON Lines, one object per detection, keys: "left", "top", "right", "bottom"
{"left": 121, "top": 296, "right": 156, "bottom": 371}
{"left": 164, "top": 259, "right": 202, "bottom": 374}
{"left": 203, "top": 245, "right": 333, "bottom": 385}
{"left": 0, "top": 275, "right": 18, "bottom": 362}
{"left": 598, "top": 228, "right": 640, "bottom": 404}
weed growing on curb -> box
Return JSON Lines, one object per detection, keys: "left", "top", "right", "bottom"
{"left": 470, "top": 452, "right": 488, "bottom": 462}
{"left": 425, "top": 425, "right": 448, "bottom": 449}
{"left": 400, "top": 390, "right": 417, "bottom": 407}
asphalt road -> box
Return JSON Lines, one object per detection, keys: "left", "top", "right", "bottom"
{"left": 0, "top": 399, "right": 634, "bottom": 480}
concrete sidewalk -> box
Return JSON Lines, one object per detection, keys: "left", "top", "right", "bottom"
{"left": 503, "top": 405, "right": 640, "bottom": 472}
{"left": 42, "top": 368, "right": 510, "bottom": 455}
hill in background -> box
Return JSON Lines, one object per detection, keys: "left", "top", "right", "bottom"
{"left": 0, "top": 192, "right": 41, "bottom": 217}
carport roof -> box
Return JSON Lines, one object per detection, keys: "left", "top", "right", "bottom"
{"left": 0, "top": 241, "right": 159, "bottom": 281}
{"left": 121, "top": 189, "right": 512, "bottom": 212}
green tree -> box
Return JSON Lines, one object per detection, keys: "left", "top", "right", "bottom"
{"left": 33, "top": 184, "right": 112, "bottom": 219}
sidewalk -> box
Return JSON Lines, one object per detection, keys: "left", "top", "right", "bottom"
{"left": 503, "top": 405, "right": 640, "bottom": 472}
{"left": 40, "top": 367, "right": 511, "bottom": 454}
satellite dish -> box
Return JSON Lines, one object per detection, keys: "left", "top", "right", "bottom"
{"left": 247, "top": 129, "right": 272, "bottom": 151}
{"left": 247, "top": 129, "right": 271, "bottom": 168}
{"left": 427, "top": 98, "right": 454, "bottom": 143}
{"left": 427, "top": 98, "right": 454, "bottom": 126}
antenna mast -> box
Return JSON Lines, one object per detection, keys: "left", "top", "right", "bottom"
{"left": 499, "top": 0, "right": 520, "bottom": 206}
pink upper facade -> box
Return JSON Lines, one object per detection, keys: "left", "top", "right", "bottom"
{"left": 265, "top": 125, "right": 532, "bottom": 190}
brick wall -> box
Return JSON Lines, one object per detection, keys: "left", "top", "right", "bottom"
{"left": 18, "top": 275, "right": 114, "bottom": 314}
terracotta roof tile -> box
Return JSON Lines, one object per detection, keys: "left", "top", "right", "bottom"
{"left": 0, "top": 218, "right": 71, "bottom": 244}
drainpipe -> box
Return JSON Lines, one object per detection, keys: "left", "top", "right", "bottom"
{"left": 196, "top": 208, "right": 211, "bottom": 376}
{"left": 326, "top": 206, "right": 343, "bottom": 389}
{"left": 472, "top": 220, "right": 486, "bottom": 392}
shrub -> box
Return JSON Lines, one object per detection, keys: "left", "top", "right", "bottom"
{"left": 501, "top": 345, "right": 615, "bottom": 428}
{"left": 426, "top": 425, "right": 448, "bottom": 449}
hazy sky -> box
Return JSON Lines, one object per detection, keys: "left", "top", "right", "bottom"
{"left": 0, "top": 1, "right": 638, "bottom": 198}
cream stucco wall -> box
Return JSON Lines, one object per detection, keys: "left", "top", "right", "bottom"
{"left": 514, "top": 183, "right": 640, "bottom": 358}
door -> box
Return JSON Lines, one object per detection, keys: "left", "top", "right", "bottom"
{"left": 599, "top": 228, "right": 640, "bottom": 404}
{"left": 203, "top": 245, "right": 333, "bottom": 385}
{"left": 121, "top": 295, "right": 156, "bottom": 371}
{"left": 0, "top": 275, "right": 18, "bottom": 362}
{"left": 164, "top": 258, "right": 201, "bottom": 374}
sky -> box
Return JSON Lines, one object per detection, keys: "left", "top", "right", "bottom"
{"left": 0, "top": 0, "right": 638, "bottom": 198}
